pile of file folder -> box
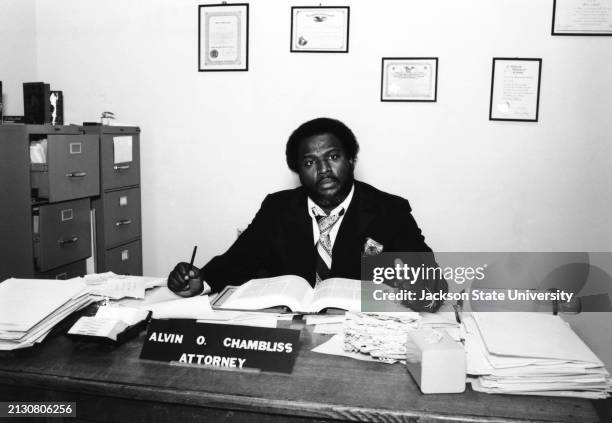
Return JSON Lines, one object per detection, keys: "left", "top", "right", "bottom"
{"left": 465, "top": 312, "right": 612, "bottom": 399}
{"left": 0, "top": 278, "right": 94, "bottom": 351}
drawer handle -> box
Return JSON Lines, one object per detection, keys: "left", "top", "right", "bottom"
{"left": 115, "top": 219, "right": 132, "bottom": 227}
{"left": 66, "top": 171, "right": 87, "bottom": 178}
{"left": 58, "top": 236, "right": 79, "bottom": 245}
{"left": 113, "top": 164, "right": 131, "bottom": 171}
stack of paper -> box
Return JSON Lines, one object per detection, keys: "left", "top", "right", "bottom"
{"left": 81, "top": 272, "right": 165, "bottom": 300}
{"left": 0, "top": 278, "right": 94, "bottom": 350}
{"left": 29, "top": 138, "right": 47, "bottom": 163}
{"left": 68, "top": 305, "right": 149, "bottom": 341}
{"left": 342, "top": 312, "right": 422, "bottom": 363}
{"left": 306, "top": 311, "right": 459, "bottom": 336}
{"left": 311, "top": 312, "right": 460, "bottom": 363}
{"left": 466, "top": 312, "right": 612, "bottom": 399}
{"left": 305, "top": 314, "right": 345, "bottom": 334}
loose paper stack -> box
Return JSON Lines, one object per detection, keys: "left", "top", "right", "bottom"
{"left": 310, "top": 311, "right": 460, "bottom": 363}
{"left": 81, "top": 272, "right": 165, "bottom": 300}
{"left": 306, "top": 311, "right": 458, "bottom": 336}
{"left": 68, "top": 305, "right": 149, "bottom": 341}
{"left": 342, "top": 312, "right": 422, "bottom": 363}
{"left": 0, "top": 278, "right": 94, "bottom": 350}
{"left": 466, "top": 312, "right": 612, "bottom": 399}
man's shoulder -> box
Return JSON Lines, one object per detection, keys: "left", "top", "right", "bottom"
{"left": 261, "top": 186, "right": 304, "bottom": 206}
{"left": 355, "top": 180, "right": 412, "bottom": 210}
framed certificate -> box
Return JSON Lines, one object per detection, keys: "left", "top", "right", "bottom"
{"left": 552, "top": 0, "right": 612, "bottom": 35}
{"left": 489, "top": 58, "right": 542, "bottom": 122}
{"left": 380, "top": 58, "right": 438, "bottom": 102}
{"left": 198, "top": 3, "right": 249, "bottom": 71}
{"left": 290, "top": 6, "right": 350, "bottom": 53}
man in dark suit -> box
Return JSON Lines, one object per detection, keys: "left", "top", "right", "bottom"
{"left": 168, "top": 117, "right": 446, "bottom": 311}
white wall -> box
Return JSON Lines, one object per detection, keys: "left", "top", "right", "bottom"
{"left": 20, "top": 0, "right": 612, "bottom": 276}
{"left": 0, "top": 0, "right": 37, "bottom": 114}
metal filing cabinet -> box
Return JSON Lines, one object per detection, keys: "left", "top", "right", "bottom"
{"left": 86, "top": 126, "right": 143, "bottom": 275}
{"left": 0, "top": 125, "right": 99, "bottom": 280}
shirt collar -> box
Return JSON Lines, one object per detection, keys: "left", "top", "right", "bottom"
{"left": 307, "top": 184, "right": 355, "bottom": 218}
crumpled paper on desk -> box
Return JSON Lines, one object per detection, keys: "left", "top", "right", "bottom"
{"left": 343, "top": 312, "right": 421, "bottom": 363}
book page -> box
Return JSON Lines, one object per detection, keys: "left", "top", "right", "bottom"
{"left": 148, "top": 295, "right": 214, "bottom": 319}
{"left": 309, "top": 278, "right": 361, "bottom": 312}
{"left": 220, "top": 275, "right": 314, "bottom": 312}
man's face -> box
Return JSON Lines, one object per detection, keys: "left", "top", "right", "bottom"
{"left": 297, "top": 133, "right": 355, "bottom": 210}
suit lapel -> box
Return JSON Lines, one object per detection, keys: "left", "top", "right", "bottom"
{"left": 331, "top": 181, "right": 376, "bottom": 278}
{"left": 285, "top": 187, "right": 316, "bottom": 283}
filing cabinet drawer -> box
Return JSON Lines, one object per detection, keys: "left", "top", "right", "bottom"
{"left": 34, "top": 259, "right": 87, "bottom": 280}
{"left": 100, "top": 132, "right": 140, "bottom": 190}
{"left": 103, "top": 240, "right": 142, "bottom": 275}
{"left": 30, "top": 134, "right": 100, "bottom": 202}
{"left": 34, "top": 199, "right": 91, "bottom": 272}
{"left": 102, "top": 187, "right": 141, "bottom": 248}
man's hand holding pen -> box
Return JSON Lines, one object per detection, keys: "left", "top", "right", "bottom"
{"left": 168, "top": 246, "right": 205, "bottom": 297}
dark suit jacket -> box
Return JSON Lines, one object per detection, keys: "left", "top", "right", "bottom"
{"left": 201, "top": 180, "right": 447, "bottom": 311}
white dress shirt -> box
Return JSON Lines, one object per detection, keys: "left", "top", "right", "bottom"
{"left": 307, "top": 184, "right": 355, "bottom": 247}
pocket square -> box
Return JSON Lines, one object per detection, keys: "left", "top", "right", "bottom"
{"left": 363, "top": 237, "right": 384, "bottom": 256}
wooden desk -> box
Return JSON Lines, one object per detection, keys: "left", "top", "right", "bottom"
{"left": 0, "top": 323, "right": 606, "bottom": 423}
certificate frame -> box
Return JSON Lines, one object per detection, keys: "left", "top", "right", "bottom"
{"left": 198, "top": 3, "right": 249, "bottom": 72}
{"left": 552, "top": 0, "right": 612, "bottom": 36}
{"left": 380, "top": 57, "right": 438, "bottom": 102}
{"left": 489, "top": 58, "right": 542, "bottom": 122}
{"left": 290, "top": 6, "right": 350, "bottom": 53}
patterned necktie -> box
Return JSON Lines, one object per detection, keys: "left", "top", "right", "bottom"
{"left": 314, "top": 208, "right": 345, "bottom": 285}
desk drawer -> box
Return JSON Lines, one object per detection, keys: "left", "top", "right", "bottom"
{"left": 34, "top": 199, "right": 91, "bottom": 272}
{"left": 100, "top": 132, "right": 140, "bottom": 190}
{"left": 102, "top": 187, "right": 141, "bottom": 248}
{"left": 34, "top": 260, "right": 87, "bottom": 280}
{"left": 103, "top": 240, "right": 142, "bottom": 275}
{"left": 30, "top": 134, "right": 100, "bottom": 202}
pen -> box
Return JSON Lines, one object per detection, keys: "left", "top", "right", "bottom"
{"left": 453, "top": 289, "right": 466, "bottom": 345}
{"left": 184, "top": 245, "right": 198, "bottom": 281}
{"left": 453, "top": 289, "right": 465, "bottom": 324}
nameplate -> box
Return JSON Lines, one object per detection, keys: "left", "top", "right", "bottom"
{"left": 140, "top": 319, "right": 300, "bottom": 373}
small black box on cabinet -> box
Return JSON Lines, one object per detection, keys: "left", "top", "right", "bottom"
{"left": 23, "top": 82, "right": 51, "bottom": 124}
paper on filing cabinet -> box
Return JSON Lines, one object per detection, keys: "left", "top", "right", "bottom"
{"left": 113, "top": 136, "right": 133, "bottom": 164}
{"left": 29, "top": 139, "right": 47, "bottom": 163}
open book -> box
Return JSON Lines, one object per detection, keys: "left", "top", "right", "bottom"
{"left": 218, "top": 275, "right": 362, "bottom": 313}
